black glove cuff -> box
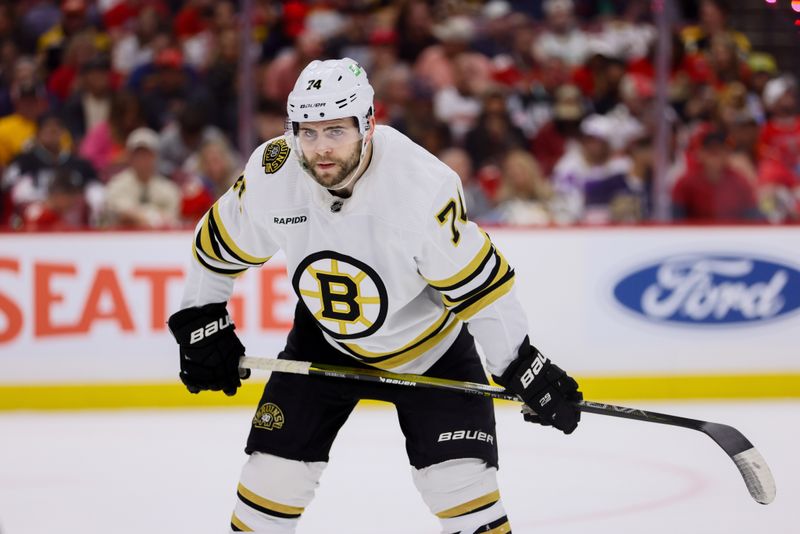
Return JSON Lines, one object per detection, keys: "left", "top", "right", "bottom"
{"left": 493, "top": 336, "right": 533, "bottom": 388}
{"left": 168, "top": 301, "right": 228, "bottom": 330}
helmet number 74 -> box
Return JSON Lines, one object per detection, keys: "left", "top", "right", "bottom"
{"left": 306, "top": 79, "right": 322, "bottom": 90}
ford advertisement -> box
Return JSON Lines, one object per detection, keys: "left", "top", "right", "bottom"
{"left": 613, "top": 254, "right": 800, "bottom": 325}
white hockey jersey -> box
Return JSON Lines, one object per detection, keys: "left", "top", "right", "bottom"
{"left": 181, "top": 126, "right": 529, "bottom": 375}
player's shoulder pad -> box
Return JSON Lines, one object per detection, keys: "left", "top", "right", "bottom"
{"left": 375, "top": 126, "right": 460, "bottom": 206}
{"left": 368, "top": 127, "right": 463, "bottom": 234}
{"left": 237, "top": 136, "right": 300, "bottom": 213}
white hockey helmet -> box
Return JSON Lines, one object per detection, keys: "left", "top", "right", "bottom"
{"left": 287, "top": 58, "right": 375, "bottom": 137}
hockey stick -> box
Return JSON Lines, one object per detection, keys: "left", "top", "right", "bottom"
{"left": 239, "top": 356, "right": 776, "bottom": 505}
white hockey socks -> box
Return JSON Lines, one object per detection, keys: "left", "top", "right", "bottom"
{"left": 231, "top": 452, "right": 326, "bottom": 533}
{"left": 413, "top": 458, "right": 511, "bottom": 533}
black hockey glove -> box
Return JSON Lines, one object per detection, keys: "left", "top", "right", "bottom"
{"left": 167, "top": 302, "right": 249, "bottom": 396}
{"left": 495, "top": 336, "right": 582, "bottom": 434}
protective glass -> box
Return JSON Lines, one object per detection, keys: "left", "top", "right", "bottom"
{"left": 296, "top": 123, "right": 363, "bottom": 153}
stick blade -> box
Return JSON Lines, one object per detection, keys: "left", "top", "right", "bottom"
{"left": 732, "top": 447, "right": 776, "bottom": 504}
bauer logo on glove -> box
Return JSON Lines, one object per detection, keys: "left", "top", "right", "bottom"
{"left": 495, "top": 336, "right": 583, "bottom": 435}
{"left": 189, "top": 315, "right": 233, "bottom": 344}
{"left": 168, "top": 302, "right": 248, "bottom": 396}
{"left": 520, "top": 353, "right": 547, "bottom": 388}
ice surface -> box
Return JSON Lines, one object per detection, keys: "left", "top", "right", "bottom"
{"left": 0, "top": 402, "right": 797, "bottom": 533}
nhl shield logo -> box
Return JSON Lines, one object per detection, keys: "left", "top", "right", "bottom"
{"left": 253, "top": 403, "right": 285, "bottom": 430}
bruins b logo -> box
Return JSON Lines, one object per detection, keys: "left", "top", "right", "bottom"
{"left": 292, "top": 251, "right": 388, "bottom": 340}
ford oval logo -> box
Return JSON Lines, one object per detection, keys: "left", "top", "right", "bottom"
{"left": 613, "top": 255, "right": 800, "bottom": 324}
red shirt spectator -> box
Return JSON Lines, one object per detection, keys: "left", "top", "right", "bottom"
{"left": 179, "top": 177, "right": 214, "bottom": 223}
{"left": 759, "top": 157, "right": 797, "bottom": 190}
{"left": 672, "top": 131, "right": 759, "bottom": 221}
{"left": 673, "top": 164, "right": 758, "bottom": 220}
{"left": 758, "top": 115, "right": 800, "bottom": 219}
{"left": 758, "top": 116, "right": 800, "bottom": 183}
{"left": 102, "top": 1, "right": 169, "bottom": 31}
{"left": 531, "top": 84, "right": 586, "bottom": 176}
{"left": 627, "top": 52, "right": 706, "bottom": 86}
{"left": 21, "top": 180, "right": 88, "bottom": 230}
{"left": 756, "top": 76, "right": 800, "bottom": 221}
{"left": 173, "top": 2, "right": 209, "bottom": 39}
{"left": 531, "top": 120, "right": 568, "bottom": 178}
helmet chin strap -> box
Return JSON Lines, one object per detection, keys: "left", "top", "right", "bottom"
{"left": 325, "top": 135, "right": 370, "bottom": 193}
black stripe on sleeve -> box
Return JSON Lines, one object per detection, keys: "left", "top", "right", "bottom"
{"left": 197, "top": 217, "right": 227, "bottom": 263}
{"left": 207, "top": 207, "right": 265, "bottom": 267}
{"left": 237, "top": 491, "right": 303, "bottom": 519}
{"left": 443, "top": 249, "right": 504, "bottom": 305}
{"left": 194, "top": 247, "right": 249, "bottom": 276}
{"left": 473, "top": 515, "right": 509, "bottom": 533}
{"left": 194, "top": 225, "right": 227, "bottom": 265}
{"left": 450, "top": 269, "right": 515, "bottom": 316}
{"left": 429, "top": 244, "right": 495, "bottom": 292}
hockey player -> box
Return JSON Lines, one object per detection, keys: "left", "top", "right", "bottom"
{"left": 168, "top": 58, "right": 582, "bottom": 533}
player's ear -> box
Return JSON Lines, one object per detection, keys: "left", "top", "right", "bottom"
{"left": 365, "top": 115, "right": 377, "bottom": 143}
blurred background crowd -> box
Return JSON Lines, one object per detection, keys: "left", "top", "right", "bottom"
{"left": 1, "top": 0, "right": 799, "bottom": 230}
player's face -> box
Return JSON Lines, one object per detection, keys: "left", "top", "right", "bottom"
{"left": 297, "top": 118, "right": 363, "bottom": 189}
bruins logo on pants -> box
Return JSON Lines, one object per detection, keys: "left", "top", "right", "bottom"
{"left": 292, "top": 251, "right": 388, "bottom": 340}
{"left": 253, "top": 403, "right": 285, "bottom": 430}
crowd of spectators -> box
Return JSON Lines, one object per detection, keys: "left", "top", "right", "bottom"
{"left": 0, "top": 0, "right": 798, "bottom": 230}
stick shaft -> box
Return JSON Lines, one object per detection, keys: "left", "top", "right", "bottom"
{"left": 240, "top": 357, "right": 702, "bottom": 427}
{"left": 239, "top": 356, "right": 775, "bottom": 504}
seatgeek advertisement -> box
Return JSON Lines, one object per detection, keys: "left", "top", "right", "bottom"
{"left": 0, "top": 227, "right": 798, "bottom": 385}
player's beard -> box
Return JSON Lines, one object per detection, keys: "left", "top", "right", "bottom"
{"left": 301, "top": 142, "right": 362, "bottom": 190}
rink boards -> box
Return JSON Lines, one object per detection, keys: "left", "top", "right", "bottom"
{"left": 1, "top": 226, "right": 799, "bottom": 408}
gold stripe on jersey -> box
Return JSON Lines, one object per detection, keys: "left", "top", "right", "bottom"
{"left": 210, "top": 203, "right": 271, "bottom": 266}
{"left": 192, "top": 207, "right": 270, "bottom": 275}
{"left": 237, "top": 484, "right": 305, "bottom": 517}
{"left": 432, "top": 240, "right": 515, "bottom": 321}
{"left": 230, "top": 512, "right": 253, "bottom": 531}
{"left": 440, "top": 246, "right": 508, "bottom": 307}
{"left": 336, "top": 310, "right": 460, "bottom": 370}
{"left": 451, "top": 268, "right": 515, "bottom": 322}
{"left": 196, "top": 211, "right": 224, "bottom": 262}
{"left": 425, "top": 232, "right": 493, "bottom": 290}
{"left": 436, "top": 490, "right": 500, "bottom": 519}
